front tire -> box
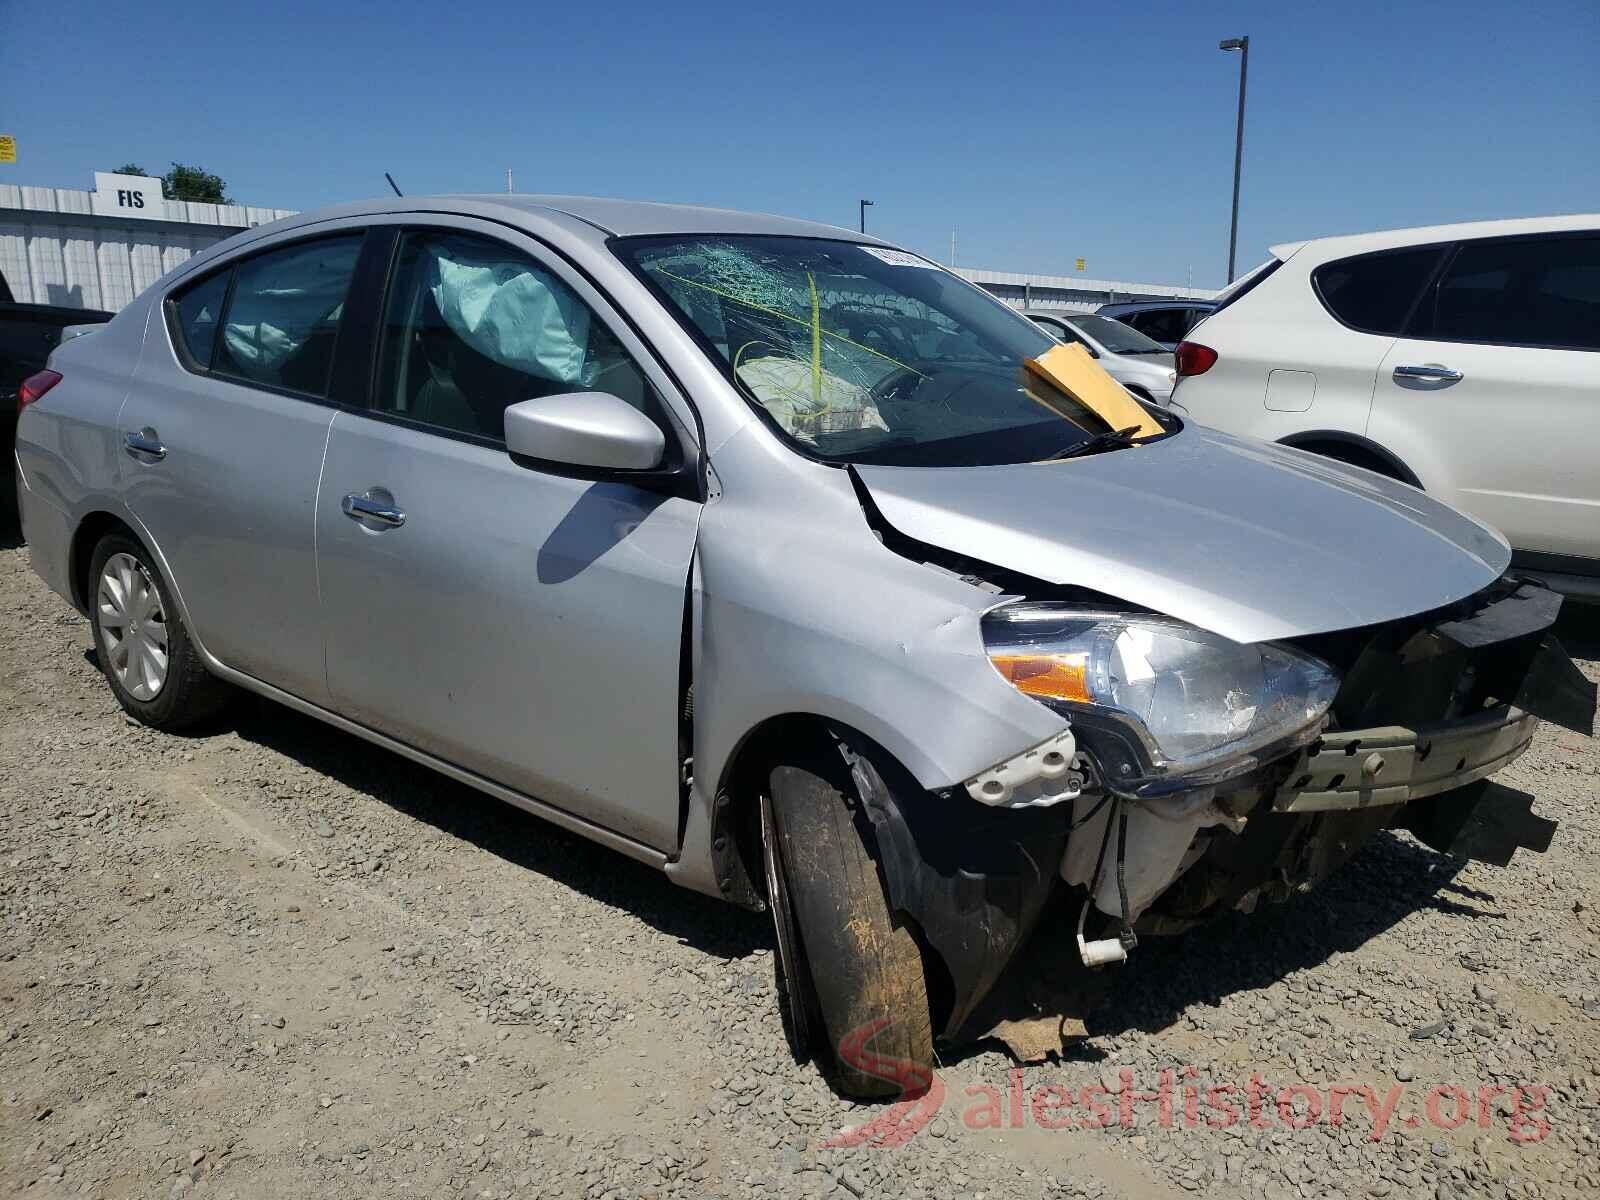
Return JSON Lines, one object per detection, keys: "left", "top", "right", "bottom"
{"left": 766, "top": 741, "right": 935, "bottom": 1099}
{"left": 87, "top": 533, "right": 231, "bottom": 730}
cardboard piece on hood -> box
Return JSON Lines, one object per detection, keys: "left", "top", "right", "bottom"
{"left": 1024, "top": 342, "right": 1164, "bottom": 439}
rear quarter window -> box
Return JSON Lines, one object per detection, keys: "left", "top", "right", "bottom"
{"left": 169, "top": 271, "right": 230, "bottom": 369}
{"left": 1311, "top": 246, "right": 1446, "bottom": 335}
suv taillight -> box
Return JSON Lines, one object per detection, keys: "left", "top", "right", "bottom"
{"left": 1174, "top": 342, "right": 1217, "bottom": 378}
{"left": 17, "top": 369, "right": 62, "bottom": 413}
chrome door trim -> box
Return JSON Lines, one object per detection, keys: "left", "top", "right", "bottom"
{"left": 123, "top": 429, "right": 167, "bottom": 460}
{"left": 1392, "top": 363, "right": 1464, "bottom": 383}
{"left": 341, "top": 492, "right": 406, "bottom": 527}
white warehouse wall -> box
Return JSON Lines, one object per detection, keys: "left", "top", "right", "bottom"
{"left": 0, "top": 184, "right": 296, "bottom": 311}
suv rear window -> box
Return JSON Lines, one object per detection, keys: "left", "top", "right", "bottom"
{"left": 1123, "top": 308, "right": 1190, "bottom": 344}
{"left": 1312, "top": 246, "right": 1445, "bottom": 335}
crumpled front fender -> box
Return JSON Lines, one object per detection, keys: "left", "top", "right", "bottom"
{"left": 666, "top": 426, "right": 1067, "bottom": 900}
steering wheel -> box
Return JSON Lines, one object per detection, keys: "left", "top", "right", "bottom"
{"left": 869, "top": 364, "right": 926, "bottom": 403}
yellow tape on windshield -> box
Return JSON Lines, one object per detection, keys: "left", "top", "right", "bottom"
{"left": 1024, "top": 343, "right": 1163, "bottom": 439}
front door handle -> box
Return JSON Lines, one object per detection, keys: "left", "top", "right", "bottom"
{"left": 1393, "top": 363, "right": 1463, "bottom": 383}
{"left": 123, "top": 429, "right": 167, "bottom": 460}
{"left": 342, "top": 491, "right": 406, "bottom": 528}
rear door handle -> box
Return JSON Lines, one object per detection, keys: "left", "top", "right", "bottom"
{"left": 1393, "top": 363, "right": 1463, "bottom": 383}
{"left": 123, "top": 429, "right": 167, "bottom": 460}
{"left": 342, "top": 491, "right": 406, "bottom": 528}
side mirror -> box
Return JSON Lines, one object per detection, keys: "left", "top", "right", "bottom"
{"left": 503, "top": 392, "right": 666, "bottom": 472}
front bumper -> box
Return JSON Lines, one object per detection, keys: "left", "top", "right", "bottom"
{"left": 1270, "top": 704, "right": 1537, "bottom": 814}
{"left": 1130, "top": 577, "right": 1593, "bottom": 932}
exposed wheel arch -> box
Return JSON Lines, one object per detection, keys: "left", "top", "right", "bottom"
{"left": 69, "top": 511, "right": 141, "bottom": 614}
{"left": 712, "top": 713, "right": 858, "bottom": 909}
{"left": 1276, "top": 431, "right": 1423, "bottom": 489}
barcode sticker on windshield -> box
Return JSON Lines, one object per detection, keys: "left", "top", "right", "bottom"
{"left": 859, "top": 246, "right": 938, "bottom": 269}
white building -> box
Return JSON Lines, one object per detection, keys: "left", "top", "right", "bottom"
{"left": 1, "top": 176, "right": 1212, "bottom": 313}
{"left": 0, "top": 175, "right": 293, "bottom": 311}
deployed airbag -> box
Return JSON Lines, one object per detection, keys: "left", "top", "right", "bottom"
{"left": 430, "top": 247, "right": 591, "bottom": 385}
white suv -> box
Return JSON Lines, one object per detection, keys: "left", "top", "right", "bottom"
{"left": 1171, "top": 215, "right": 1600, "bottom": 595}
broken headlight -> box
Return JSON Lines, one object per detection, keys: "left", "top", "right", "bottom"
{"left": 982, "top": 605, "right": 1339, "bottom": 793}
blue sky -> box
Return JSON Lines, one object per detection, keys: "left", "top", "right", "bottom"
{"left": 2, "top": 0, "right": 1595, "bottom": 287}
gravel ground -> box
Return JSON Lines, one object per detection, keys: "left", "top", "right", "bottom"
{"left": 3, "top": 534, "right": 1599, "bottom": 1200}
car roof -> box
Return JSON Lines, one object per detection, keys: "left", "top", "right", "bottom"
{"left": 245, "top": 194, "right": 880, "bottom": 246}
{"left": 1269, "top": 212, "right": 1599, "bottom": 263}
{"left": 1029, "top": 310, "right": 1108, "bottom": 323}
{"left": 1098, "top": 299, "right": 1214, "bottom": 315}
{"left": 492, "top": 195, "right": 876, "bottom": 241}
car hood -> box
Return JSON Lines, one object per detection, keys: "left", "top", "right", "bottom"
{"left": 853, "top": 425, "right": 1510, "bottom": 644}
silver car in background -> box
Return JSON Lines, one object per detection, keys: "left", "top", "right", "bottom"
{"left": 15, "top": 196, "right": 1593, "bottom": 1098}
{"left": 1027, "top": 310, "right": 1178, "bottom": 404}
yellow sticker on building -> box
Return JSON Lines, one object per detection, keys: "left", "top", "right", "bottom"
{"left": 0, "top": 136, "right": 16, "bottom": 164}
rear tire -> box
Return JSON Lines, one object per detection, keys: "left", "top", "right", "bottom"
{"left": 766, "top": 741, "right": 935, "bottom": 1099}
{"left": 87, "top": 533, "right": 232, "bottom": 730}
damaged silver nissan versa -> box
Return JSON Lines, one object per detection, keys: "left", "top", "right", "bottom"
{"left": 15, "top": 197, "right": 1596, "bottom": 1099}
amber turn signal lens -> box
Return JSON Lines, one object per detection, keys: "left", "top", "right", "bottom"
{"left": 988, "top": 653, "right": 1092, "bottom": 703}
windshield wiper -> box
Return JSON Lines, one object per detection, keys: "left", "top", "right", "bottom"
{"left": 1041, "top": 424, "right": 1147, "bottom": 461}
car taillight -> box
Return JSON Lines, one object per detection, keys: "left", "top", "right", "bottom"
{"left": 1174, "top": 342, "right": 1218, "bottom": 377}
{"left": 18, "top": 369, "right": 62, "bottom": 413}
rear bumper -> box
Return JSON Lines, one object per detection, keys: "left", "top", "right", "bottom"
{"left": 14, "top": 455, "right": 76, "bottom": 607}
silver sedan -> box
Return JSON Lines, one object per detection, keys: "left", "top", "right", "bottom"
{"left": 15, "top": 196, "right": 1593, "bottom": 1098}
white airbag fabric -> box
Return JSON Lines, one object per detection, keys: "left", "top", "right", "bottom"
{"left": 223, "top": 239, "right": 353, "bottom": 376}
{"left": 430, "top": 250, "right": 591, "bottom": 385}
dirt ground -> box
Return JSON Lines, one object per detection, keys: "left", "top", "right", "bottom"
{"left": 3, "top": 533, "right": 1599, "bottom": 1200}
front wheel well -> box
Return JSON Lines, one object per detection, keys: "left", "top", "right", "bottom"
{"left": 69, "top": 511, "right": 140, "bottom": 614}
{"left": 1278, "top": 434, "right": 1422, "bottom": 489}
{"left": 712, "top": 714, "right": 842, "bottom": 909}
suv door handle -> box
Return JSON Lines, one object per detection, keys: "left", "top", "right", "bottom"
{"left": 123, "top": 429, "right": 167, "bottom": 460}
{"left": 342, "top": 491, "right": 406, "bottom": 528}
{"left": 1393, "top": 364, "right": 1463, "bottom": 383}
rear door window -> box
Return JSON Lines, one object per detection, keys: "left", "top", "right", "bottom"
{"left": 210, "top": 235, "right": 363, "bottom": 396}
{"left": 1410, "top": 235, "right": 1600, "bottom": 351}
{"left": 1312, "top": 246, "right": 1446, "bottom": 335}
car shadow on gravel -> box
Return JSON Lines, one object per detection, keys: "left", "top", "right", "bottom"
{"left": 947, "top": 830, "right": 1488, "bottom": 1068}
{"left": 1554, "top": 602, "right": 1600, "bottom": 660}
{"left": 228, "top": 697, "right": 771, "bottom": 963}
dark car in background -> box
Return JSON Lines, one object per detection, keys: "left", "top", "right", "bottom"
{"left": 1097, "top": 299, "right": 1216, "bottom": 349}
{"left": 3, "top": 299, "right": 114, "bottom": 530}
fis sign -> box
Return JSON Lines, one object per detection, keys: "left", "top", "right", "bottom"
{"left": 91, "top": 172, "right": 165, "bottom": 220}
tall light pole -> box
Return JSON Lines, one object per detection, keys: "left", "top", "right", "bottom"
{"left": 1219, "top": 35, "right": 1249, "bottom": 284}
{"left": 859, "top": 198, "right": 874, "bottom": 234}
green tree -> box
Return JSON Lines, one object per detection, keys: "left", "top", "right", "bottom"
{"left": 160, "top": 163, "right": 229, "bottom": 204}
{"left": 114, "top": 162, "right": 149, "bottom": 177}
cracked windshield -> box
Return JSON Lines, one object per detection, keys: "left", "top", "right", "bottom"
{"left": 620, "top": 236, "right": 1167, "bottom": 466}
